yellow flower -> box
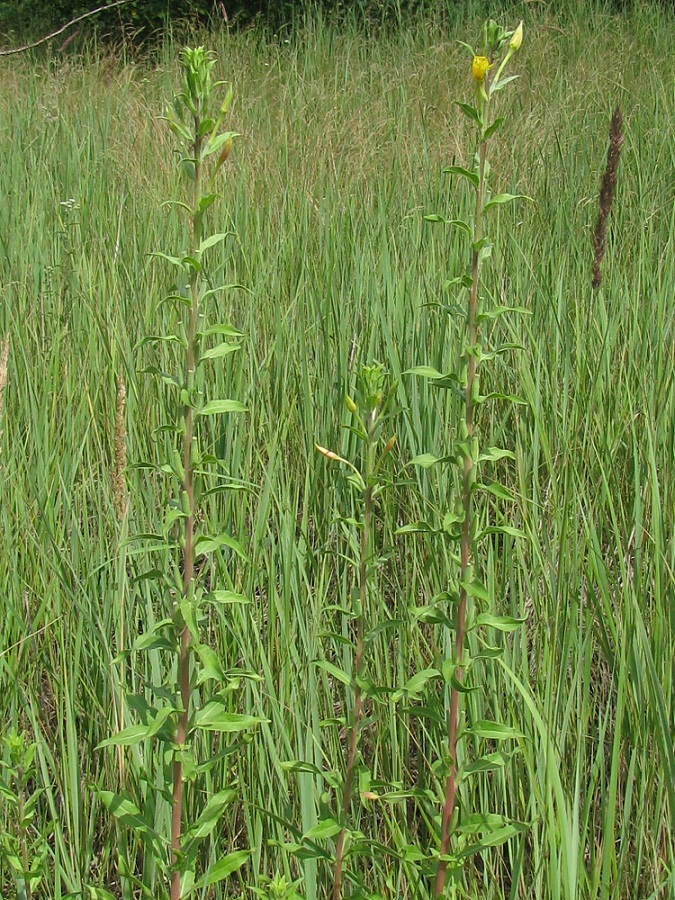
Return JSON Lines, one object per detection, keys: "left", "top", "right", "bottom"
{"left": 471, "top": 56, "right": 491, "bottom": 84}
{"left": 510, "top": 21, "right": 523, "bottom": 51}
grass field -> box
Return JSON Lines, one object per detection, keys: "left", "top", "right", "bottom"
{"left": 0, "top": 2, "right": 674, "bottom": 898}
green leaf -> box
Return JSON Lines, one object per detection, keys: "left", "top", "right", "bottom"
{"left": 97, "top": 723, "right": 152, "bottom": 749}
{"left": 478, "top": 524, "right": 527, "bottom": 540}
{"left": 408, "top": 453, "right": 441, "bottom": 468}
{"left": 395, "top": 521, "right": 437, "bottom": 535}
{"left": 484, "top": 193, "right": 530, "bottom": 212}
{"left": 467, "top": 720, "right": 523, "bottom": 740}
{"left": 458, "top": 823, "right": 527, "bottom": 858}
{"left": 192, "top": 850, "right": 249, "bottom": 890}
{"left": 204, "top": 129, "right": 240, "bottom": 158}
{"left": 97, "top": 791, "right": 163, "bottom": 844}
{"left": 315, "top": 660, "right": 352, "bottom": 686}
{"left": 279, "top": 759, "right": 324, "bottom": 776}
{"left": 184, "top": 789, "right": 238, "bottom": 843}
{"left": 483, "top": 117, "right": 504, "bottom": 140}
{"left": 194, "top": 533, "right": 248, "bottom": 561}
{"left": 204, "top": 590, "right": 249, "bottom": 606}
{"left": 197, "top": 399, "right": 246, "bottom": 416}
{"left": 443, "top": 163, "right": 479, "bottom": 187}
{"left": 396, "top": 667, "right": 441, "bottom": 700}
{"left": 200, "top": 343, "right": 241, "bottom": 361}
{"left": 478, "top": 305, "right": 531, "bottom": 322}
{"left": 454, "top": 103, "right": 482, "bottom": 128}
{"left": 471, "top": 614, "right": 526, "bottom": 632}
{"left": 404, "top": 365, "right": 444, "bottom": 379}
{"left": 198, "top": 233, "right": 228, "bottom": 254}
{"left": 195, "top": 644, "right": 226, "bottom": 683}
{"left": 194, "top": 705, "right": 266, "bottom": 733}
{"left": 477, "top": 447, "right": 515, "bottom": 463}
{"left": 490, "top": 74, "right": 520, "bottom": 93}
{"left": 149, "top": 251, "right": 183, "bottom": 268}
{"left": 460, "top": 578, "right": 490, "bottom": 603}
{"left": 480, "top": 391, "right": 527, "bottom": 405}
{"left": 460, "top": 751, "right": 509, "bottom": 778}
{"left": 200, "top": 323, "right": 243, "bottom": 338}
{"left": 473, "top": 481, "right": 514, "bottom": 501}
{"left": 304, "top": 818, "right": 342, "bottom": 840}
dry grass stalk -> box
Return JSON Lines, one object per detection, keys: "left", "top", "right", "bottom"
{"left": 113, "top": 369, "right": 128, "bottom": 521}
{"left": 592, "top": 105, "right": 624, "bottom": 291}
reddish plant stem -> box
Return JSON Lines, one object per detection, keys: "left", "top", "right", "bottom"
{"left": 170, "top": 122, "right": 203, "bottom": 900}
{"left": 434, "top": 126, "right": 487, "bottom": 898}
{"left": 333, "top": 451, "right": 374, "bottom": 900}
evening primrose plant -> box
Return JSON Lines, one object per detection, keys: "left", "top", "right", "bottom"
{"left": 96, "top": 48, "right": 263, "bottom": 900}
{"left": 305, "top": 363, "right": 397, "bottom": 899}
{"left": 402, "top": 20, "right": 529, "bottom": 897}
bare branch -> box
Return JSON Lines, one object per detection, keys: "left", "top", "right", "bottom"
{"left": 0, "top": 0, "right": 132, "bottom": 56}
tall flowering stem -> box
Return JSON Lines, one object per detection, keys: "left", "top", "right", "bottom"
{"left": 432, "top": 22, "right": 524, "bottom": 897}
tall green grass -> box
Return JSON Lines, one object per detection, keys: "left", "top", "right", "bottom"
{"left": 0, "top": 2, "right": 673, "bottom": 897}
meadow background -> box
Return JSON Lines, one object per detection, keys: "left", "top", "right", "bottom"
{"left": 0, "top": 1, "right": 674, "bottom": 897}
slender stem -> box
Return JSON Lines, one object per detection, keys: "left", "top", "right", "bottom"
{"left": 333, "top": 429, "right": 375, "bottom": 900}
{"left": 434, "top": 90, "right": 489, "bottom": 899}
{"left": 170, "top": 117, "right": 203, "bottom": 900}
{"left": 17, "top": 771, "right": 31, "bottom": 900}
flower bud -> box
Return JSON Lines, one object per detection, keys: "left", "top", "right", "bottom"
{"left": 316, "top": 444, "right": 339, "bottom": 461}
{"left": 345, "top": 395, "right": 357, "bottom": 413}
{"left": 217, "top": 138, "right": 233, "bottom": 166}
{"left": 510, "top": 21, "right": 523, "bottom": 51}
{"left": 383, "top": 435, "right": 397, "bottom": 454}
{"left": 471, "top": 55, "right": 491, "bottom": 84}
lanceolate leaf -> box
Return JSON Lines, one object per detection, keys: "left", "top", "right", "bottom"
{"left": 467, "top": 720, "right": 524, "bottom": 740}
{"left": 200, "top": 342, "right": 241, "bottom": 361}
{"left": 194, "top": 704, "right": 266, "bottom": 732}
{"left": 484, "top": 193, "right": 531, "bottom": 211}
{"left": 192, "top": 850, "right": 249, "bottom": 890}
{"left": 471, "top": 613, "right": 527, "bottom": 632}
{"left": 183, "top": 788, "right": 238, "bottom": 843}
{"left": 197, "top": 399, "right": 246, "bottom": 416}
{"left": 443, "top": 163, "right": 479, "bottom": 187}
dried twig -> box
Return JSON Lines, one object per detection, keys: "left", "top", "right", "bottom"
{"left": 0, "top": 0, "right": 131, "bottom": 56}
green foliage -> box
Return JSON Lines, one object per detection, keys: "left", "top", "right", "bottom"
{"left": 0, "top": 5, "right": 674, "bottom": 899}
{"left": 402, "top": 20, "right": 528, "bottom": 895}
{"left": 0, "top": 730, "right": 49, "bottom": 900}
{"left": 95, "top": 46, "right": 262, "bottom": 899}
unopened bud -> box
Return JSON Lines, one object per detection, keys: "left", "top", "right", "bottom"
{"left": 510, "top": 21, "right": 523, "bottom": 51}
{"left": 346, "top": 395, "right": 357, "bottom": 414}
{"left": 316, "top": 444, "right": 339, "bottom": 461}
{"left": 217, "top": 138, "right": 233, "bottom": 166}
{"left": 471, "top": 55, "right": 491, "bottom": 84}
{"left": 384, "top": 435, "right": 397, "bottom": 454}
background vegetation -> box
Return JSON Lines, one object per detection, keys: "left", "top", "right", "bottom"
{"left": 0, "top": 1, "right": 674, "bottom": 897}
